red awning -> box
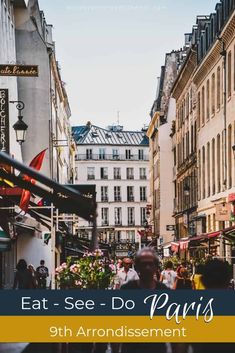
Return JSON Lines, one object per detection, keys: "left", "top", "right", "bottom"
{"left": 190, "top": 225, "right": 235, "bottom": 243}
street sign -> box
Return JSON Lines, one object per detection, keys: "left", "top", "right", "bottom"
{"left": 0, "top": 65, "right": 38, "bottom": 77}
{"left": 0, "top": 89, "right": 9, "bottom": 153}
{"left": 166, "top": 225, "right": 175, "bottom": 231}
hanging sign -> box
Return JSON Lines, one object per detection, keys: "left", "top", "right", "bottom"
{"left": 0, "top": 65, "right": 38, "bottom": 77}
{"left": 0, "top": 89, "right": 9, "bottom": 153}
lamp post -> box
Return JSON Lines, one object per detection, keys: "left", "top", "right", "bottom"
{"left": 10, "top": 100, "right": 28, "bottom": 145}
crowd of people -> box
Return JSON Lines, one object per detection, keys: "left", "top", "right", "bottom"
{"left": 9, "top": 248, "right": 235, "bottom": 353}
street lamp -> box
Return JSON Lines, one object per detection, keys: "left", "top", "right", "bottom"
{"left": 10, "top": 101, "right": 28, "bottom": 145}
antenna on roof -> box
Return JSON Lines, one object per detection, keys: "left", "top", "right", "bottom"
{"left": 117, "top": 110, "right": 120, "bottom": 125}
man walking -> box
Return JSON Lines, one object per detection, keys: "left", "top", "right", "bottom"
{"left": 36, "top": 260, "right": 49, "bottom": 289}
{"left": 114, "top": 257, "right": 139, "bottom": 289}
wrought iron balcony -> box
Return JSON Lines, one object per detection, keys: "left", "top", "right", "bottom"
{"left": 75, "top": 154, "right": 149, "bottom": 161}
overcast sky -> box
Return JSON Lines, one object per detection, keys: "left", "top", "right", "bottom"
{"left": 39, "top": 0, "right": 216, "bottom": 130}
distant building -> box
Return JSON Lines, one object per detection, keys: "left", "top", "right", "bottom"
{"left": 72, "top": 122, "right": 149, "bottom": 257}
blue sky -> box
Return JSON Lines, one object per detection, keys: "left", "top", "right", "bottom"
{"left": 39, "top": 0, "right": 217, "bottom": 130}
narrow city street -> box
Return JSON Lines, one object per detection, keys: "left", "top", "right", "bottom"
{"left": 1, "top": 0, "right": 235, "bottom": 352}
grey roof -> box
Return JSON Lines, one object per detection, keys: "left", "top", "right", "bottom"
{"left": 72, "top": 125, "right": 149, "bottom": 146}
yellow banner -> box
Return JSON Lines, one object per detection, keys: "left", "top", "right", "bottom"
{"left": 0, "top": 316, "right": 235, "bottom": 342}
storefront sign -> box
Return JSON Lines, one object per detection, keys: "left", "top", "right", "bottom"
{"left": 166, "top": 225, "right": 175, "bottom": 231}
{"left": 0, "top": 65, "right": 38, "bottom": 77}
{"left": 215, "top": 203, "right": 231, "bottom": 221}
{"left": 0, "top": 89, "right": 9, "bottom": 153}
{"left": 163, "top": 248, "right": 170, "bottom": 257}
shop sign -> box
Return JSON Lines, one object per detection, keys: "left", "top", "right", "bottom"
{"left": 0, "top": 65, "right": 38, "bottom": 77}
{"left": 163, "top": 248, "right": 170, "bottom": 257}
{"left": 0, "top": 89, "right": 9, "bottom": 153}
{"left": 215, "top": 203, "right": 231, "bottom": 221}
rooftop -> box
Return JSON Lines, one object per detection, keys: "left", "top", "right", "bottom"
{"left": 72, "top": 123, "right": 149, "bottom": 146}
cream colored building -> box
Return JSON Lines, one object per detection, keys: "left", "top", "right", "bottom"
{"left": 147, "top": 49, "right": 186, "bottom": 251}
{"left": 194, "top": 2, "right": 235, "bottom": 259}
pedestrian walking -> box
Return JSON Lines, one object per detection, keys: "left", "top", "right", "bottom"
{"left": 191, "top": 264, "right": 205, "bottom": 290}
{"left": 28, "top": 264, "right": 38, "bottom": 288}
{"left": 120, "top": 247, "right": 168, "bottom": 353}
{"left": 13, "top": 259, "right": 34, "bottom": 289}
{"left": 173, "top": 268, "right": 192, "bottom": 290}
{"left": 36, "top": 260, "right": 49, "bottom": 289}
{"left": 114, "top": 257, "right": 139, "bottom": 289}
{"left": 160, "top": 260, "right": 177, "bottom": 289}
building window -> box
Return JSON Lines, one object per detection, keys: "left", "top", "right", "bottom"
{"left": 101, "top": 186, "right": 108, "bottom": 202}
{"left": 101, "top": 208, "right": 109, "bottom": 226}
{"left": 173, "top": 148, "right": 176, "bottom": 166}
{"left": 127, "top": 167, "right": 134, "bottom": 180}
{"left": 212, "top": 138, "right": 215, "bottom": 195}
{"left": 87, "top": 167, "right": 95, "bottom": 180}
{"left": 140, "top": 186, "right": 147, "bottom": 202}
{"left": 217, "top": 66, "right": 221, "bottom": 110}
{"left": 99, "top": 148, "right": 106, "bottom": 160}
{"left": 86, "top": 149, "right": 93, "bottom": 159}
{"left": 190, "top": 87, "right": 193, "bottom": 112}
{"left": 202, "top": 86, "right": 205, "bottom": 125}
{"left": 228, "top": 124, "right": 232, "bottom": 189}
{"left": 206, "top": 79, "right": 210, "bottom": 121}
{"left": 139, "top": 168, "right": 146, "bottom": 180}
{"left": 191, "top": 125, "right": 194, "bottom": 154}
{"left": 114, "top": 186, "right": 121, "bottom": 202}
{"left": 114, "top": 167, "right": 121, "bottom": 179}
{"left": 186, "top": 131, "right": 189, "bottom": 157}
{"left": 234, "top": 46, "right": 235, "bottom": 91}
{"left": 198, "top": 150, "right": 201, "bottom": 201}
{"left": 100, "top": 167, "right": 108, "bottom": 179}
{"left": 217, "top": 134, "right": 221, "bottom": 193}
{"left": 125, "top": 149, "right": 132, "bottom": 160}
{"left": 114, "top": 207, "right": 122, "bottom": 226}
{"left": 127, "top": 186, "right": 134, "bottom": 202}
{"left": 207, "top": 142, "right": 210, "bottom": 197}
{"left": 127, "top": 207, "right": 135, "bottom": 226}
{"left": 126, "top": 230, "right": 135, "bottom": 242}
{"left": 112, "top": 149, "right": 119, "bottom": 160}
{"left": 228, "top": 50, "right": 232, "bottom": 98}
{"left": 197, "top": 91, "right": 201, "bottom": 128}
{"left": 140, "top": 207, "right": 147, "bottom": 226}
{"left": 211, "top": 73, "right": 215, "bottom": 115}
{"left": 138, "top": 149, "right": 144, "bottom": 160}
{"left": 186, "top": 93, "right": 189, "bottom": 117}
{"left": 202, "top": 146, "right": 205, "bottom": 199}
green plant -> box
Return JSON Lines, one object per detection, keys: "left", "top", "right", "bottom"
{"left": 55, "top": 249, "right": 115, "bottom": 289}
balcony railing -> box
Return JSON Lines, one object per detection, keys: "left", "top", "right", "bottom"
{"left": 101, "top": 197, "right": 109, "bottom": 202}
{"left": 87, "top": 175, "right": 95, "bottom": 180}
{"left": 127, "top": 196, "right": 135, "bottom": 202}
{"left": 128, "top": 221, "right": 135, "bottom": 226}
{"left": 114, "top": 197, "right": 122, "bottom": 202}
{"left": 75, "top": 154, "right": 149, "bottom": 161}
{"left": 115, "top": 221, "right": 122, "bottom": 226}
{"left": 101, "top": 221, "right": 109, "bottom": 226}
